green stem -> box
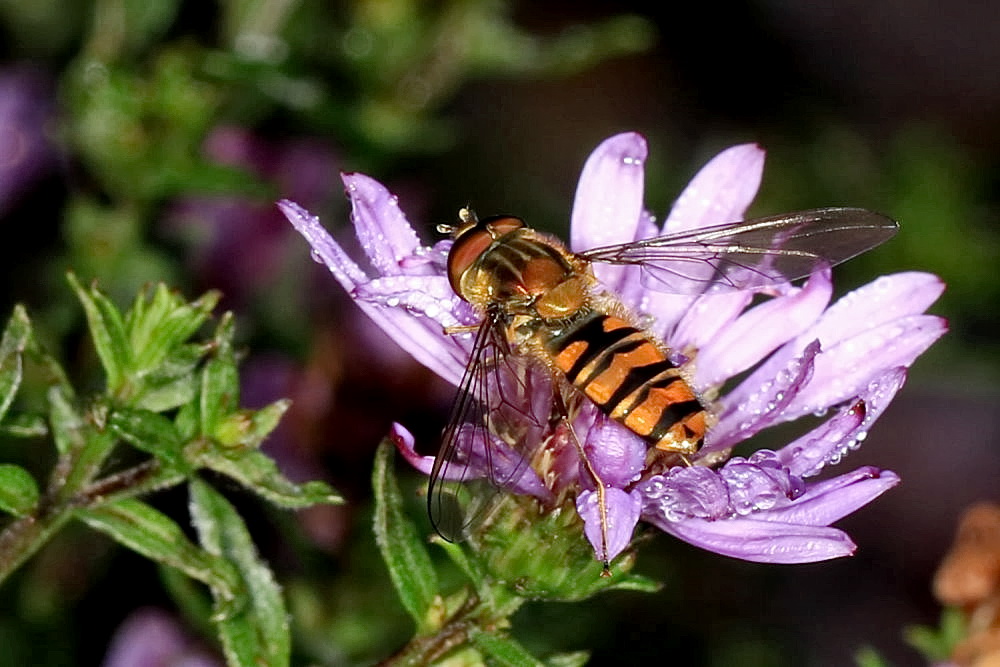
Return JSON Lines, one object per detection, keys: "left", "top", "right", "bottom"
{"left": 0, "top": 503, "right": 73, "bottom": 585}
{"left": 0, "top": 457, "right": 184, "bottom": 586}
{"left": 380, "top": 591, "right": 524, "bottom": 666}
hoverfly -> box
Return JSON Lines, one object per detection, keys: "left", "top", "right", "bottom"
{"left": 430, "top": 206, "right": 897, "bottom": 563}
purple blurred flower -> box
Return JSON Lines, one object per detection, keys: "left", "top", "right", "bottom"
{"left": 281, "top": 132, "right": 946, "bottom": 564}
{"left": 165, "top": 126, "right": 338, "bottom": 302}
{"left": 0, "top": 66, "right": 57, "bottom": 215}
{"left": 102, "top": 608, "right": 220, "bottom": 667}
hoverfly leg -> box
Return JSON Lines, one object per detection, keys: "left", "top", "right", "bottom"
{"left": 551, "top": 388, "right": 612, "bottom": 575}
{"left": 443, "top": 323, "right": 481, "bottom": 336}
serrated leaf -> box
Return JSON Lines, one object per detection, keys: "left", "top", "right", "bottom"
{"left": 469, "top": 628, "right": 544, "bottom": 667}
{"left": 48, "top": 385, "right": 84, "bottom": 456}
{"left": 129, "top": 285, "right": 218, "bottom": 373}
{"left": 600, "top": 573, "right": 661, "bottom": 595}
{"left": 109, "top": 407, "right": 185, "bottom": 467}
{"left": 0, "top": 464, "right": 40, "bottom": 516}
{"left": 160, "top": 564, "right": 215, "bottom": 636}
{"left": 68, "top": 273, "right": 130, "bottom": 391}
{"left": 77, "top": 498, "right": 240, "bottom": 601}
{"left": 214, "top": 400, "right": 289, "bottom": 448}
{"left": 189, "top": 479, "right": 289, "bottom": 667}
{"left": 192, "top": 447, "right": 342, "bottom": 508}
{"left": 200, "top": 315, "right": 238, "bottom": 438}
{"left": 372, "top": 439, "right": 438, "bottom": 627}
{"left": 174, "top": 397, "right": 200, "bottom": 441}
{"left": 0, "top": 305, "right": 31, "bottom": 425}
{"left": 134, "top": 373, "right": 198, "bottom": 412}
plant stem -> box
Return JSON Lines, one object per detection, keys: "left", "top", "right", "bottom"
{"left": 0, "top": 502, "right": 73, "bottom": 585}
{"left": 0, "top": 460, "right": 184, "bottom": 585}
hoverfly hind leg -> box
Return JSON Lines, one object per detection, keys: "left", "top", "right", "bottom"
{"left": 551, "top": 389, "right": 613, "bottom": 573}
{"left": 443, "top": 323, "right": 481, "bottom": 336}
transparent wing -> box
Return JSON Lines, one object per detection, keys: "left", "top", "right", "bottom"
{"left": 428, "top": 307, "right": 553, "bottom": 541}
{"left": 579, "top": 207, "right": 898, "bottom": 294}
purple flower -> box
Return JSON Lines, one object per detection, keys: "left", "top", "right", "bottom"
{"left": 102, "top": 608, "right": 220, "bottom": 667}
{"left": 0, "top": 66, "right": 57, "bottom": 216}
{"left": 165, "top": 126, "right": 338, "bottom": 304}
{"left": 281, "top": 132, "right": 946, "bottom": 565}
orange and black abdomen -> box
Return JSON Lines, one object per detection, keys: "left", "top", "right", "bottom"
{"left": 545, "top": 312, "right": 706, "bottom": 454}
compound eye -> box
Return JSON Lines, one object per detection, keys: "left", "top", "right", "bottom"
{"left": 484, "top": 216, "right": 525, "bottom": 237}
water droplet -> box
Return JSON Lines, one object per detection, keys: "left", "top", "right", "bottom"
{"left": 309, "top": 249, "right": 323, "bottom": 264}
{"left": 386, "top": 297, "right": 400, "bottom": 307}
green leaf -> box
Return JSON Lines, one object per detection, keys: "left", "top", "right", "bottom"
{"left": 134, "top": 372, "right": 198, "bottom": 413}
{"left": 189, "top": 479, "right": 290, "bottom": 667}
{"left": 48, "top": 385, "right": 83, "bottom": 456}
{"left": 128, "top": 285, "right": 218, "bottom": 374}
{"left": 119, "top": 0, "right": 182, "bottom": 53}
{"left": 200, "top": 315, "right": 238, "bottom": 438}
{"left": 469, "top": 628, "right": 544, "bottom": 667}
{"left": 68, "top": 273, "right": 130, "bottom": 391}
{"left": 0, "top": 305, "right": 31, "bottom": 425}
{"left": 854, "top": 646, "right": 891, "bottom": 667}
{"left": 904, "top": 607, "right": 965, "bottom": 662}
{"left": 545, "top": 651, "right": 590, "bottom": 667}
{"left": 191, "top": 447, "right": 342, "bottom": 508}
{"left": 0, "top": 465, "right": 40, "bottom": 516}
{"left": 0, "top": 413, "right": 48, "bottom": 438}
{"left": 77, "top": 498, "right": 241, "bottom": 601}
{"left": 109, "top": 408, "right": 186, "bottom": 468}
{"left": 214, "top": 401, "right": 290, "bottom": 448}
{"left": 372, "top": 439, "right": 438, "bottom": 628}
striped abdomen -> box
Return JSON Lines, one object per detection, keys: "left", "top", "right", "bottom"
{"left": 544, "top": 312, "right": 706, "bottom": 454}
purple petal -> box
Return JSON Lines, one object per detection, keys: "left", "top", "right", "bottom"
{"left": 718, "top": 450, "right": 806, "bottom": 516}
{"left": 783, "top": 314, "right": 945, "bottom": 417}
{"left": 570, "top": 133, "right": 648, "bottom": 289}
{"left": 662, "top": 143, "right": 765, "bottom": 234}
{"left": 280, "top": 199, "right": 368, "bottom": 289}
{"left": 355, "top": 275, "right": 472, "bottom": 328}
{"left": 640, "top": 144, "right": 765, "bottom": 334}
{"left": 778, "top": 368, "right": 907, "bottom": 477}
{"left": 801, "top": 271, "right": 945, "bottom": 343}
{"left": 694, "top": 268, "right": 832, "bottom": 389}
{"left": 582, "top": 415, "right": 646, "bottom": 487}
{"left": 617, "top": 209, "right": 660, "bottom": 310}
{"left": 654, "top": 516, "right": 857, "bottom": 563}
{"left": 391, "top": 423, "right": 549, "bottom": 500}
{"left": 725, "top": 272, "right": 945, "bottom": 421}
{"left": 576, "top": 487, "right": 642, "bottom": 562}
{"left": 638, "top": 466, "right": 731, "bottom": 521}
{"left": 667, "top": 291, "right": 753, "bottom": 359}
{"left": 709, "top": 340, "right": 820, "bottom": 451}
{"left": 102, "top": 608, "right": 220, "bottom": 667}
{"left": 280, "top": 200, "right": 469, "bottom": 386}
{"left": 0, "top": 67, "right": 57, "bottom": 215}
{"left": 390, "top": 423, "right": 436, "bottom": 476}
{"left": 342, "top": 173, "right": 423, "bottom": 276}
{"left": 758, "top": 466, "right": 900, "bottom": 526}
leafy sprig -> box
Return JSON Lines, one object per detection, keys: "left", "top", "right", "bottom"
{"left": 0, "top": 275, "right": 342, "bottom": 666}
